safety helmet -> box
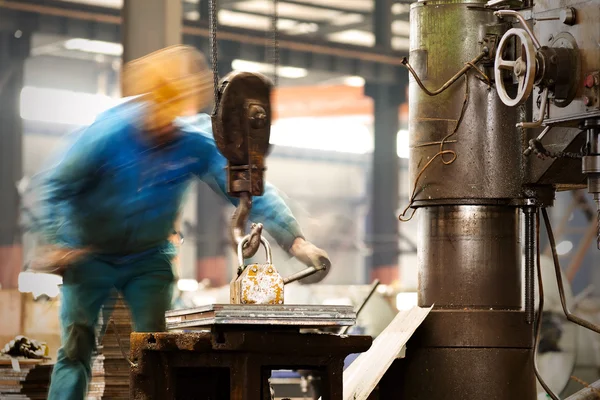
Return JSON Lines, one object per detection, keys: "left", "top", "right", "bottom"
{"left": 122, "top": 45, "right": 213, "bottom": 131}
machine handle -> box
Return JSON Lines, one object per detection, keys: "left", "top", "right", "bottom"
{"left": 283, "top": 256, "right": 330, "bottom": 285}
{"left": 494, "top": 27, "right": 537, "bottom": 107}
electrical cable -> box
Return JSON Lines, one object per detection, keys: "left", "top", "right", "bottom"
{"left": 399, "top": 74, "right": 469, "bottom": 222}
{"left": 542, "top": 208, "right": 600, "bottom": 335}
{"left": 401, "top": 51, "right": 487, "bottom": 97}
{"left": 533, "top": 209, "right": 560, "bottom": 400}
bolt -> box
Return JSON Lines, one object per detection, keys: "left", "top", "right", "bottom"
{"left": 550, "top": 55, "right": 558, "bottom": 64}
{"left": 584, "top": 96, "right": 592, "bottom": 106}
{"left": 252, "top": 267, "right": 258, "bottom": 272}
{"left": 267, "top": 268, "right": 273, "bottom": 273}
{"left": 278, "top": 300, "right": 283, "bottom": 304}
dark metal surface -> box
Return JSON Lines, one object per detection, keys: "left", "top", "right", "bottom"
{"left": 129, "top": 331, "right": 371, "bottom": 400}
{"left": 382, "top": 348, "right": 536, "bottom": 400}
{"left": 408, "top": 0, "right": 524, "bottom": 202}
{"left": 411, "top": 310, "right": 533, "bottom": 348}
{"left": 417, "top": 206, "right": 522, "bottom": 309}
{"left": 533, "top": 0, "right": 600, "bottom": 124}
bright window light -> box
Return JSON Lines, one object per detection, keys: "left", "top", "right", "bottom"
{"left": 343, "top": 76, "right": 365, "bottom": 87}
{"left": 396, "top": 292, "right": 418, "bottom": 311}
{"left": 20, "top": 86, "right": 124, "bottom": 125}
{"left": 177, "top": 279, "right": 199, "bottom": 292}
{"left": 270, "top": 118, "right": 373, "bottom": 154}
{"left": 556, "top": 240, "right": 573, "bottom": 256}
{"left": 64, "top": 38, "right": 123, "bottom": 57}
{"left": 18, "top": 272, "right": 62, "bottom": 299}
{"left": 232, "top": 59, "right": 308, "bottom": 79}
{"left": 397, "top": 130, "right": 409, "bottom": 159}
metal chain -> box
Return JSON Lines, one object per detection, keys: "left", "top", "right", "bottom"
{"left": 209, "top": 0, "right": 219, "bottom": 115}
{"left": 272, "top": 0, "right": 279, "bottom": 87}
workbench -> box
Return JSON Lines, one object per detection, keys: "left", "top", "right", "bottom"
{"left": 129, "top": 329, "right": 372, "bottom": 400}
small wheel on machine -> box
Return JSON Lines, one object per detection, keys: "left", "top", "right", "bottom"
{"left": 494, "top": 28, "right": 537, "bottom": 107}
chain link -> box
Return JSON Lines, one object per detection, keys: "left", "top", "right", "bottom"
{"left": 209, "top": 0, "right": 219, "bottom": 115}
{"left": 272, "top": 0, "right": 279, "bottom": 88}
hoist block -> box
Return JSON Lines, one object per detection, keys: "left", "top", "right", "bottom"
{"left": 211, "top": 71, "right": 273, "bottom": 197}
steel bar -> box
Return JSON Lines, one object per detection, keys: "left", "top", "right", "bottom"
{"left": 524, "top": 207, "right": 536, "bottom": 324}
{"left": 565, "top": 379, "right": 600, "bottom": 400}
{"left": 339, "top": 279, "right": 380, "bottom": 335}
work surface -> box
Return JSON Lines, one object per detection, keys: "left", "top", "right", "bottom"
{"left": 130, "top": 330, "right": 372, "bottom": 400}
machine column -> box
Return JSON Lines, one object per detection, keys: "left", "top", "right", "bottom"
{"left": 0, "top": 30, "right": 30, "bottom": 289}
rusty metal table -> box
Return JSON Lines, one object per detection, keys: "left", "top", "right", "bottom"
{"left": 129, "top": 329, "right": 372, "bottom": 400}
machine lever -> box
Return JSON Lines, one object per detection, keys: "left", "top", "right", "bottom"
{"left": 282, "top": 257, "right": 330, "bottom": 285}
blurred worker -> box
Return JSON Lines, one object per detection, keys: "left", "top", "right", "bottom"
{"left": 26, "top": 45, "right": 329, "bottom": 400}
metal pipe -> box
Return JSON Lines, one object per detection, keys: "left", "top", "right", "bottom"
{"left": 523, "top": 126, "right": 552, "bottom": 156}
{"left": 494, "top": 10, "right": 541, "bottom": 49}
{"left": 542, "top": 208, "right": 600, "bottom": 335}
{"left": 565, "top": 379, "right": 600, "bottom": 400}
{"left": 283, "top": 266, "right": 322, "bottom": 285}
{"left": 524, "top": 207, "right": 536, "bottom": 324}
{"left": 517, "top": 88, "right": 549, "bottom": 129}
{"left": 401, "top": 51, "right": 486, "bottom": 97}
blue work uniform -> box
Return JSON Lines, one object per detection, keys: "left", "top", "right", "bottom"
{"left": 33, "top": 100, "right": 303, "bottom": 400}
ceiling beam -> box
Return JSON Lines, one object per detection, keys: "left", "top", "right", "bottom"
{"left": 0, "top": 0, "right": 408, "bottom": 84}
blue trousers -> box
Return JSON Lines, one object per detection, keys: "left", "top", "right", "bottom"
{"left": 47, "top": 252, "right": 175, "bottom": 400}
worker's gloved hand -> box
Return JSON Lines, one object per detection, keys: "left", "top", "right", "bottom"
{"left": 289, "top": 238, "right": 331, "bottom": 284}
{"left": 29, "top": 245, "right": 90, "bottom": 276}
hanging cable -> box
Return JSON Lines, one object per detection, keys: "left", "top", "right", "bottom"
{"left": 398, "top": 74, "right": 469, "bottom": 222}
{"left": 542, "top": 208, "right": 600, "bottom": 335}
{"left": 533, "top": 209, "right": 560, "bottom": 400}
{"left": 209, "top": 0, "right": 219, "bottom": 116}
{"left": 401, "top": 51, "right": 487, "bottom": 97}
{"left": 272, "top": 0, "right": 279, "bottom": 88}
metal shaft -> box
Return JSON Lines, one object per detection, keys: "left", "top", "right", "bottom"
{"left": 524, "top": 207, "right": 536, "bottom": 324}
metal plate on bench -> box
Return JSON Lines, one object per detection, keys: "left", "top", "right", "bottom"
{"left": 165, "top": 304, "right": 356, "bottom": 330}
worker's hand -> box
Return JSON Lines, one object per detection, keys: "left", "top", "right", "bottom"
{"left": 289, "top": 238, "right": 331, "bottom": 284}
{"left": 29, "top": 245, "right": 90, "bottom": 276}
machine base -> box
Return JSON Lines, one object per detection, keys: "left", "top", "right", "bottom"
{"left": 379, "top": 347, "right": 536, "bottom": 400}
{"left": 129, "top": 330, "right": 371, "bottom": 400}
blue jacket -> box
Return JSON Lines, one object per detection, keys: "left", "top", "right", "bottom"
{"left": 32, "top": 100, "right": 303, "bottom": 262}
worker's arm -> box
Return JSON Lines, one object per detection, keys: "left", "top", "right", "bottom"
{"left": 187, "top": 124, "right": 305, "bottom": 251}
{"left": 35, "top": 120, "right": 112, "bottom": 249}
